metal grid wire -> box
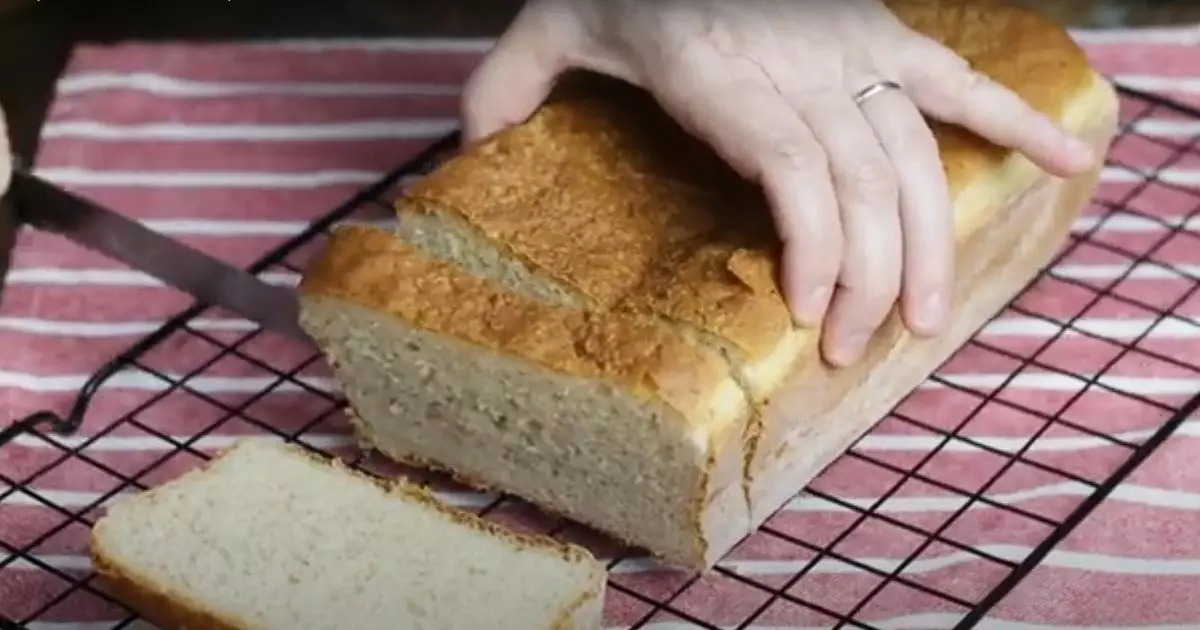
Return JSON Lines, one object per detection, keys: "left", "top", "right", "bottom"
{"left": 2, "top": 83, "right": 1200, "bottom": 630}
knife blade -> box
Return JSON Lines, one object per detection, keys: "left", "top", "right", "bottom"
{"left": 9, "top": 170, "right": 308, "bottom": 340}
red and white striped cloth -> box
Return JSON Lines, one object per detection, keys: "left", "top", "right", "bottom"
{"left": 2, "top": 24, "right": 1200, "bottom": 630}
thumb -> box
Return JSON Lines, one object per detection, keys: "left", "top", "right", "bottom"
{"left": 0, "top": 111, "right": 11, "bottom": 196}
{"left": 462, "top": 5, "right": 570, "bottom": 143}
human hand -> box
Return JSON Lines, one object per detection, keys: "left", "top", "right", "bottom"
{"left": 462, "top": 0, "right": 1096, "bottom": 366}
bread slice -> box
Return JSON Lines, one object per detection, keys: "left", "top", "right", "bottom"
{"left": 89, "top": 439, "right": 606, "bottom": 630}
{"left": 298, "top": 0, "right": 1121, "bottom": 569}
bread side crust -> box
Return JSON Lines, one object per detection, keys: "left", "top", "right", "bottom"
{"left": 90, "top": 440, "right": 607, "bottom": 630}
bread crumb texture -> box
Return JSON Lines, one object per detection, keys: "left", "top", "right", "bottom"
{"left": 89, "top": 439, "right": 606, "bottom": 630}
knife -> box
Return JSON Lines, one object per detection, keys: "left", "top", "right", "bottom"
{"left": 8, "top": 169, "right": 308, "bottom": 340}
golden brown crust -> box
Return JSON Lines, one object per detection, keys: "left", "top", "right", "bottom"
{"left": 401, "top": 0, "right": 1093, "bottom": 362}
{"left": 90, "top": 440, "right": 606, "bottom": 629}
{"left": 405, "top": 83, "right": 790, "bottom": 361}
{"left": 553, "top": 589, "right": 603, "bottom": 630}
{"left": 299, "top": 224, "right": 736, "bottom": 424}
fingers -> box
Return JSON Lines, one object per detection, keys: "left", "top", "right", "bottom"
{"left": 763, "top": 138, "right": 842, "bottom": 326}
{"left": 649, "top": 56, "right": 842, "bottom": 326}
{"left": 899, "top": 38, "right": 1095, "bottom": 177}
{"left": 854, "top": 84, "right": 954, "bottom": 338}
{"left": 0, "top": 113, "right": 9, "bottom": 196}
{"left": 461, "top": 3, "right": 569, "bottom": 143}
{"left": 799, "top": 96, "right": 904, "bottom": 366}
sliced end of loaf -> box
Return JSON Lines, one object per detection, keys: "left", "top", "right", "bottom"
{"left": 395, "top": 200, "right": 586, "bottom": 310}
{"left": 298, "top": 225, "right": 753, "bottom": 567}
{"left": 90, "top": 439, "right": 606, "bottom": 630}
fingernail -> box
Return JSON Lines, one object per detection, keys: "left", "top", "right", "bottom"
{"left": 793, "top": 285, "right": 831, "bottom": 326}
{"left": 916, "top": 291, "right": 948, "bottom": 333}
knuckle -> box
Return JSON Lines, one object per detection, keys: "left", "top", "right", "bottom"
{"left": 461, "top": 71, "right": 490, "bottom": 110}
{"left": 819, "top": 233, "right": 845, "bottom": 276}
{"left": 842, "top": 157, "right": 898, "bottom": 202}
{"left": 863, "top": 258, "right": 904, "bottom": 298}
{"left": 844, "top": 234, "right": 903, "bottom": 296}
{"left": 695, "top": 21, "right": 743, "bottom": 57}
{"left": 799, "top": 229, "right": 843, "bottom": 280}
{"left": 955, "top": 69, "right": 997, "bottom": 103}
{"left": 911, "top": 125, "right": 943, "bottom": 157}
{"left": 886, "top": 108, "right": 941, "bottom": 156}
{"left": 785, "top": 239, "right": 839, "bottom": 292}
{"left": 671, "top": 33, "right": 716, "bottom": 66}
{"left": 894, "top": 132, "right": 938, "bottom": 166}
{"left": 904, "top": 251, "right": 949, "bottom": 290}
{"left": 931, "top": 52, "right": 996, "bottom": 101}
{"left": 903, "top": 41, "right": 978, "bottom": 102}
{"left": 910, "top": 248, "right": 955, "bottom": 294}
{"left": 838, "top": 280, "right": 897, "bottom": 330}
{"left": 935, "top": 49, "right": 974, "bottom": 78}
{"left": 768, "top": 138, "right": 828, "bottom": 175}
{"left": 769, "top": 196, "right": 829, "bottom": 251}
{"left": 916, "top": 39, "right": 971, "bottom": 79}
{"left": 762, "top": 156, "right": 839, "bottom": 241}
{"left": 790, "top": 75, "right": 843, "bottom": 104}
{"left": 857, "top": 275, "right": 903, "bottom": 314}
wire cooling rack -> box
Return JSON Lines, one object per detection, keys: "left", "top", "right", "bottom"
{"left": 2, "top": 83, "right": 1200, "bottom": 630}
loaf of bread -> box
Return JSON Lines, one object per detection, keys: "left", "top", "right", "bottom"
{"left": 298, "top": 0, "right": 1120, "bottom": 569}
{"left": 89, "top": 440, "right": 606, "bottom": 630}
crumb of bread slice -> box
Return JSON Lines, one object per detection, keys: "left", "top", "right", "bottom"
{"left": 298, "top": 0, "right": 1119, "bottom": 569}
{"left": 89, "top": 439, "right": 607, "bottom": 630}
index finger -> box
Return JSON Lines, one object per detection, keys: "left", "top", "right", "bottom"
{"left": 898, "top": 39, "right": 1096, "bottom": 178}
{"left": 648, "top": 54, "right": 843, "bottom": 325}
